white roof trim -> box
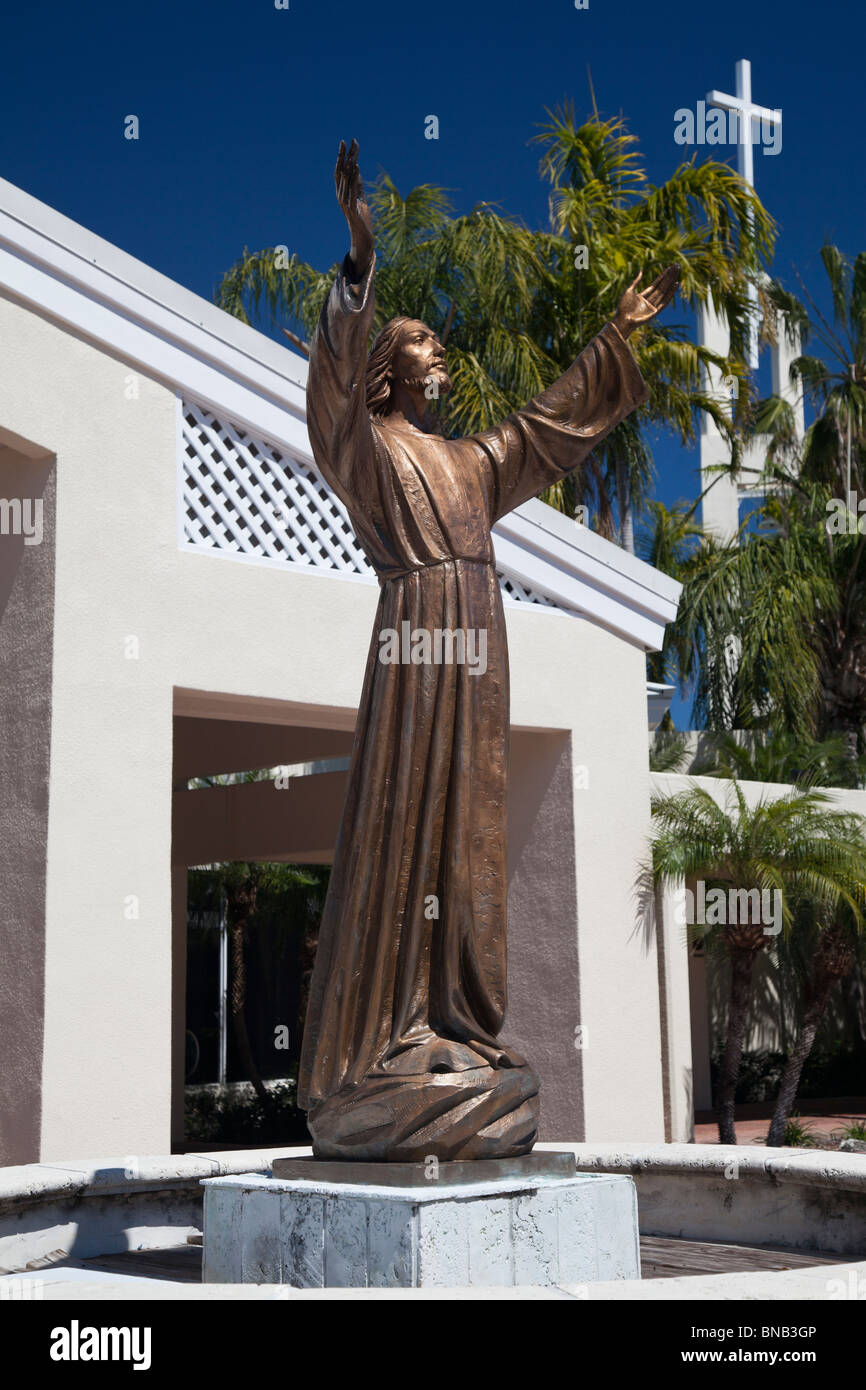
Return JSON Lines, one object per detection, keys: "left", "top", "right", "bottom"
{"left": 495, "top": 500, "right": 681, "bottom": 650}
{"left": 0, "top": 175, "right": 681, "bottom": 651}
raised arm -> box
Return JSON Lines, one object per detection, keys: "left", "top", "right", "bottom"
{"left": 473, "top": 267, "right": 680, "bottom": 520}
{"left": 306, "top": 140, "right": 378, "bottom": 504}
{"left": 337, "top": 138, "right": 375, "bottom": 285}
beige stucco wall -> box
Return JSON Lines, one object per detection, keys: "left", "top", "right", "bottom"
{"left": 565, "top": 630, "right": 665, "bottom": 1141}
{"left": 0, "top": 286, "right": 666, "bottom": 1160}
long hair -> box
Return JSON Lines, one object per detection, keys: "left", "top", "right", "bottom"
{"left": 365, "top": 317, "right": 412, "bottom": 416}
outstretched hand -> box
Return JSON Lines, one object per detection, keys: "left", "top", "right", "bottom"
{"left": 335, "top": 138, "right": 374, "bottom": 278}
{"left": 613, "top": 265, "right": 681, "bottom": 338}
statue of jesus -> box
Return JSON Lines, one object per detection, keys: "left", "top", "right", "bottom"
{"left": 298, "top": 139, "right": 678, "bottom": 1161}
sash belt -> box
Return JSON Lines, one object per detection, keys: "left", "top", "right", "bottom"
{"left": 379, "top": 556, "right": 493, "bottom": 584}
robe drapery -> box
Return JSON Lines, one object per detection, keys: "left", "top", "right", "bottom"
{"left": 298, "top": 255, "right": 648, "bottom": 1160}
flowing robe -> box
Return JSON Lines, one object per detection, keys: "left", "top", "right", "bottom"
{"left": 298, "top": 255, "right": 648, "bottom": 1159}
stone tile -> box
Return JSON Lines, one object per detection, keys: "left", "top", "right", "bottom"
{"left": 554, "top": 1179, "right": 598, "bottom": 1284}
{"left": 280, "top": 1193, "right": 324, "bottom": 1288}
{"left": 591, "top": 1177, "right": 640, "bottom": 1280}
{"left": 240, "top": 1188, "right": 280, "bottom": 1283}
{"left": 468, "top": 1197, "right": 513, "bottom": 1286}
{"left": 324, "top": 1197, "right": 368, "bottom": 1287}
{"left": 417, "top": 1200, "right": 470, "bottom": 1287}
{"left": 512, "top": 1186, "right": 559, "bottom": 1285}
{"left": 202, "top": 1185, "right": 243, "bottom": 1282}
{"left": 367, "top": 1201, "right": 414, "bottom": 1288}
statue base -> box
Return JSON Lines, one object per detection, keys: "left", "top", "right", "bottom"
{"left": 201, "top": 1153, "right": 641, "bottom": 1288}
{"left": 271, "top": 1149, "right": 573, "bottom": 1186}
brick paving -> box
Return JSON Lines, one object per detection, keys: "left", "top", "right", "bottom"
{"left": 694, "top": 1110, "right": 866, "bottom": 1145}
{"left": 75, "top": 1239, "right": 852, "bottom": 1283}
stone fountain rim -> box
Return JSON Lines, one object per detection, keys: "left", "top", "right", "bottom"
{"left": 0, "top": 1139, "right": 861, "bottom": 1217}
{"left": 2, "top": 1141, "right": 864, "bottom": 1296}
{"left": 541, "top": 1140, "right": 866, "bottom": 1193}
{"left": 1, "top": 1139, "right": 864, "bottom": 1215}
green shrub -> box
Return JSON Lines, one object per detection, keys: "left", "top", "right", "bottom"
{"left": 184, "top": 1080, "right": 309, "bottom": 1146}
{"left": 833, "top": 1117, "right": 866, "bottom": 1142}
{"left": 777, "top": 1114, "right": 819, "bottom": 1148}
{"left": 710, "top": 1046, "right": 866, "bottom": 1105}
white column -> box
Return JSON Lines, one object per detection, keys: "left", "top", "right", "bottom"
{"left": 568, "top": 636, "right": 667, "bottom": 1142}
{"left": 655, "top": 880, "right": 695, "bottom": 1142}
{"left": 698, "top": 301, "right": 740, "bottom": 541}
{"left": 772, "top": 324, "right": 805, "bottom": 438}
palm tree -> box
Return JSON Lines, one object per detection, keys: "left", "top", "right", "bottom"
{"left": 767, "top": 245, "right": 866, "bottom": 501}
{"left": 641, "top": 499, "right": 705, "bottom": 687}
{"left": 672, "top": 247, "right": 866, "bottom": 746}
{"left": 216, "top": 111, "right": 777, "bottom": 550}
{"left": 767, "top": 909, "right": 865, "bottom": 1147}
{"left": 650, "top": 780, "right": 865, "bottom": 1143}
{"left": 649, "top": 714, "right": 691, "bottom": 773}
{"left": 694, "top": 732, "right": 866, "bottom": 1150}
{"left": 531, "top": 107, "right": 775, "bottom": 550}
{"left": 701, "top": 728, "right": 866, "bottom": 790}
{"left": 219, "top": 861, "right": 268, "bottom": 1103}
{"left": 672, "top": 482, "right": 866, "bottom": 748}
{"left": 193, "top": 857, "right": 330, "bottom": 1104}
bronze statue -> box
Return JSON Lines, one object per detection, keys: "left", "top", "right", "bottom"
{"left": 298, "top": 139, "right": 679, "bottom": 1160}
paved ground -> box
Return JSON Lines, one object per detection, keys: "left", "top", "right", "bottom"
{"left": 56, "top": 1237, "right": 850, "bottom": 1285}
{"left": 694, "top": 1111, "right": 866, "bottom": 1145}
{"left": 5, "top": 1240, "right": 862, "bottom": 1300}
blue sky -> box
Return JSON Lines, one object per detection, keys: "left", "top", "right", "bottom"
{"left": 2, "top": 0, "right": 861, "bottom": 721}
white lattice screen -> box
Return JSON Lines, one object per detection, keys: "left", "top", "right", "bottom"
{"left": 180, "top": 399, "right": 555, "bottom": 606}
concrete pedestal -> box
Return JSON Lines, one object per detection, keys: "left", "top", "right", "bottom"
{"left": 201, "top": 1155, "right": 640, "bottom": 1288}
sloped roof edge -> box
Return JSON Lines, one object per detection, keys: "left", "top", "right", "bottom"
{"left": 0, "top": 174, "right": 681, "bottom": 651}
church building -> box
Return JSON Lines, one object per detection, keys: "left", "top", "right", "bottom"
{"left": 0, "top": 173, "right": 687, "bottom": 1167}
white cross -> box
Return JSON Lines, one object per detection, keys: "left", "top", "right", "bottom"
{"left": 706, "top": 60, "right": 782, "bottom": 366}
{"left": 707, "top": 58, "right": 782, "bottom": 189}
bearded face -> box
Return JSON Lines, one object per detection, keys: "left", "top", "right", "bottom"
{"left": 391, "top": 320, "right": 452, "bottom": 396}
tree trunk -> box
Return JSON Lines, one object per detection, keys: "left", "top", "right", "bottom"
{"left": 844, "top": 727, "right": 859, "bottom": 766}
{"left": 841, "top": 969, "right": 866, "bottom": 1047}
{"left": 715, "top": 946, "right": 758, "bottom": 1144}
{"left": 226, "top": 876, "right": 269, "bottom": 1104}
{"left": 766, "top": 924, "right": 855, "bottom": 1147}
{"left": 615, "top": 455, "right": 634, "bottom": 554}
{"left": 297, "top": 915, "right": 321, "bottom": 1051}
{"left": 765, "top": 991, "right": 830, "bottom": 1147}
